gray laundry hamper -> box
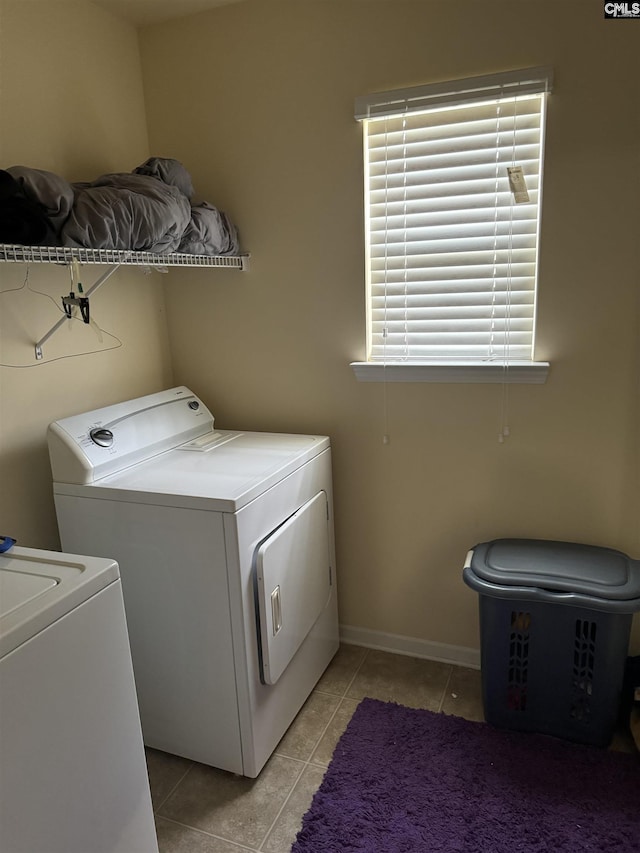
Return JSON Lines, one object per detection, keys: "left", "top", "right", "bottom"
{"left": 463, "top": 538, "right": 640, "bottom": 747}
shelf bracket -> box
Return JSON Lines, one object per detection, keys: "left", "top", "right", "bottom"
{"left": 35, "top": 264, "right": 122, "bottom": 359}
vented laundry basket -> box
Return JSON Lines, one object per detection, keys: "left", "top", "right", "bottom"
{"left": 463, "top": 539, "right": 640, "bottom": 747}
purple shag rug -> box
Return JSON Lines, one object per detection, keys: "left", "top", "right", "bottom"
{"left": 292, "top": 698, "right": 640, "bottom": 853}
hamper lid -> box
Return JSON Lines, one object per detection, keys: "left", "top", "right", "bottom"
{"left": 470, "top": 539, "right": 640, "bottom": 601}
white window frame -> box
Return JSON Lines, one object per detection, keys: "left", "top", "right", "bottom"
{"left": 351, "top": 67, "right": 552, "bottom": 384}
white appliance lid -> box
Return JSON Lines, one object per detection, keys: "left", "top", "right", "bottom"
{"left": 54, "top": 430, "right": 330, "bottom": 512}
{"left": 0, "top": 570, "right": 58, "bottom": 617}
{"left": 0, "top": 546, "right": 119, "bottom": 657}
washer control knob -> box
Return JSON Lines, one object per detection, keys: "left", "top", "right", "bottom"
{"left": 188, "top": 400, "right": 200, "bottom": 411}
{"left": 89, "top": 427, "right": 114, "bottom": 447}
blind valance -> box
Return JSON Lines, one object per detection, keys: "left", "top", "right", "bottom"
{"left": 355, "top": 66, "right": 553, "bottom": 120}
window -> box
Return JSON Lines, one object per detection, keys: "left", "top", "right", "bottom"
{"left": 352, "top": 67, "right": 552, "bottom": 383}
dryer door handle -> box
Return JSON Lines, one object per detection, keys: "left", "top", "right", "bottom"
{"left": 271, "top": 586, "right": 282, "bottom": 635}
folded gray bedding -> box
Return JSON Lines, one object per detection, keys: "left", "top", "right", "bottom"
{"left": 0, "top": 157, "right": 239, "bottom": 256}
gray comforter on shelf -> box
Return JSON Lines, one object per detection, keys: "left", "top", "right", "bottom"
{"left": 0, "top": 157, "right": 239, "bottom": 256}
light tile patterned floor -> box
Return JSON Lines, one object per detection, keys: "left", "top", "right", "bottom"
{"left": 147, "top": 645, "right": 635, "bottom": 853}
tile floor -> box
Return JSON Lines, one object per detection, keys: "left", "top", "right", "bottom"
{"left": 146, "top": 644, "right": 636, "bottom": 853}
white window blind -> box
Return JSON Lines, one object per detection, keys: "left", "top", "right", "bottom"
{"left": 357, "top": 67, "right": 552, "bottom": 365}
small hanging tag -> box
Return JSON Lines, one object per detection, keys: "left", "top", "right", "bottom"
{"left": 507, "top": 166, "right": 530, "bottom": 203}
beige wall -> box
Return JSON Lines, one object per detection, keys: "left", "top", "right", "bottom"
{"left": 0, "top": 0, "right": 174, "bottom": 547}
{"left": 139, "top": 0, "right": 640, "bottom": 653}
{"left": 1, "top": 0, "right": 637, "bottom": 656}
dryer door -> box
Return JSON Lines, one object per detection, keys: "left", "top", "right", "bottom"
{"left": 255, "top": 491, "right": 332, "bottom": 685}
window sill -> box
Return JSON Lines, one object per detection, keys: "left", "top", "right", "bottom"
{"left": 350, "top": 360, "right": 550, "bottom": 384}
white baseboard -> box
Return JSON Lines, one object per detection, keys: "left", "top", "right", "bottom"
{"left": 339, "top": 624, "right": 480, "bottom": 670}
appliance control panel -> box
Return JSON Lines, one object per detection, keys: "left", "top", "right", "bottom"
{"left": 48, "top": 386, "right": 215, "bottom": 484}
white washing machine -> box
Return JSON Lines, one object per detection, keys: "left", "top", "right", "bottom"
{"left": 48, "top": 386, "right": 339, "bottom": 778}
{"left": 0, "top": 545, "right": 158, "bottom": 853}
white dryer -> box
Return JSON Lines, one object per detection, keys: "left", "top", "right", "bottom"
{"left": 48, "top": 386, "right": 339, "bottom": 778}
{"left": 0, "top": 546, "right": 158, "bottom": 853}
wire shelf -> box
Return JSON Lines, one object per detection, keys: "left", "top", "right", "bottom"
{"left": 0, "top": 243, "right": 248, "bottom": 269}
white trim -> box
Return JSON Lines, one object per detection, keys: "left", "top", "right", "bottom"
{"left": 350, "top": 360, "right": 549, "bottom": 384}
{"left": 339, "top": 624, "right": 480, "bottom": 670}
